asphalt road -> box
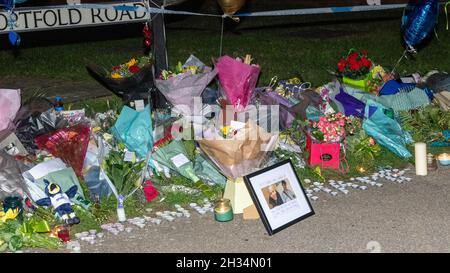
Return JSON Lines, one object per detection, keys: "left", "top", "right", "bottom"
{"left": 52, "top": 165, "right": 450, "bottom": 253}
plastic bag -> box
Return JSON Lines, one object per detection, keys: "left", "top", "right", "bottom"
{"left": 111, "top": 105, "right": 153, "bottom": 159}
{"left": 0, "top": 89, "right": 21, "bottom": 132}
{"left": 216, "top": 55, "right": 261, "bottom": 112}
{"left": 362, "top": 100, "right": 412, "bottom": 158}
{"left": 35, "top": 124, "right": 91, "bottom": 176}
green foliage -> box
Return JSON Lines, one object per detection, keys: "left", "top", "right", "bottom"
{"left": 399, "top": 105, "right": 450, "bottom": 143}
{"left": 153, "top": 174, "right": 222, "bottom": 204}
{"left": 102, "top": 143, "right": 146, "bottom": 196}
{"left": 4, "top": 11, "right": 450, "bottom": 87}
{"left": 0, "top": 219, "right": 60, "bottom": 252}
{"left": 183, "top": 140, "right": 197, "bottom": 162}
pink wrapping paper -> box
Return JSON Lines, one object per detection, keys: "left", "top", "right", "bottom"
{"left": 217, "top": 56, "right": 260, "bottom": 112}
{"left": 0, "top": 89, "right": 21, "bottom": 132}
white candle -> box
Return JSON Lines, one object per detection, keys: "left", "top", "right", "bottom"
{"left": 415, "top": 142, "right": 428, "bottom": 176}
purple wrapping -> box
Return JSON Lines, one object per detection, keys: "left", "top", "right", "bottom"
{"left": 334, "top": 87, "right": 366, "bottom": 118}
{"left": 155, "top": 67, "right": 217, "bottom": 116}
{"left": 259, "top": 91, "right": 296, "bottom": 130}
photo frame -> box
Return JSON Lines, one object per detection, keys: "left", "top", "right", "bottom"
{"left": 244, "top": 159, "right": 315, "bottom": 235}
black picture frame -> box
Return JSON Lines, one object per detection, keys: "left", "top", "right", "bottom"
{"left": 244, "top": 159, "right": 315, "bottom": 236}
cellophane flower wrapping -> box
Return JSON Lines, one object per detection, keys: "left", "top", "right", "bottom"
{"left": 155, "top": 55, "right": 217, "bottom": 116}
{"left": 152, "top": 135, "right": 200, "bottom": 183}
{"left": 111, "top": 105, "right": 153, "bottom": 159}
{"left": 197, "top": 121, "right": 278, "bottom": 180}
{"left": 34, "top": 123, "right": 91, "bottom": 176}
{"left": 217, "top": 55, "right": 261, "bottom": 112}
{"left": 0, "top": 89, "right": 21, "bottom": 132}
{"left": 15, "top": 108, "right": 68, "bottom": 154}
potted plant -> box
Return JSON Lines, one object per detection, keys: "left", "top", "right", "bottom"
{"left": 337, "top": 49, "right": 373, "bottom": 92}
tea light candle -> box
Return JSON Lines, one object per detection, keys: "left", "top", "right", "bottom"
{"left": 415, "top": 142, "right": 427, "bottom": 176}
{"left": 214, "top": 198, "right": 233, "bottom": 222}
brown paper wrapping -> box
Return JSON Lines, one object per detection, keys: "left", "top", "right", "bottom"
{"left": 198, "top": 121, "right": 277, "bottom": 179}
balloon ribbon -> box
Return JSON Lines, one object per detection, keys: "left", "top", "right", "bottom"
{"left": 446, "top": 1, "right": 450, "bottom": 30}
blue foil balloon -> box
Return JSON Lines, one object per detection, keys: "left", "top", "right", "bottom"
{"left": 8, "top": 31, "right": 20, "bottom": 46}
{"left": 402, "top": 0, "right": 439, "bottom": 50}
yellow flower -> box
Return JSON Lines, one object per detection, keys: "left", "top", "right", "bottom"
{"left": 185, "top": 65, "right": 199, "bottom": 74}
{"left": 111, "top": 72, "right": 122, "bottom": 79}
{"left": 288, "top": 77, "right": 301, "bottom": 84}
{"left": 371, "top": 65, "right": 386, "bottom": 79}
{"left": 221, "top": 126, "right": 231, "bottom": 136}
{"left": 0, "top": 208, "right": 20, "bottom": 223}
{"left": 126, "top": 58, "right": 138, "bottom": 68}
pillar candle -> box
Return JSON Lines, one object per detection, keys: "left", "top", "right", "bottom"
{"left": 415, "top": 142, "right": 427, "bottom": 176}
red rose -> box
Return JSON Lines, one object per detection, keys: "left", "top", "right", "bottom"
{"left": 360, "top": 57, "right": 372, "bottom": 68}
{"left": 143, "top": 180, "right": 159, "bottom": 202}
{"left": 337, "top": 58, "right": 347, "bottom": 72}
{"left": 128, "top": 65, "right": 140, "bottom": 74}
{"left": 348, "top": 52, "right": 358, "bottom": 61}
{"left": 112, "top": 66, "right": 121, "bottom": 71}
{"left": 348, "top": 58, "right": 361, "bottom": 71}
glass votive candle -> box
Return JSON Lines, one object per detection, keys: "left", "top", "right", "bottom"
{"left": 214, "top": 198, "right": 233, "bottom": 222}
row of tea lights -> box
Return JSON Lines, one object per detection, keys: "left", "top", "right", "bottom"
{"left": 72, "top": 200, "right": 215, "bottom": 250}
{"left": 305, "top": 167, "right": 413, "bottom": 201}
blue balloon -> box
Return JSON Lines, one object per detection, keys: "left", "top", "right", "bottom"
{"left": 8, "top": 31, "right": 20, "bottom": 46}
{"left": 401, "top": 0, "right": 439, "bottom": 50}
{"left": 0, "top": 0, "right": 14, "bottom": 9}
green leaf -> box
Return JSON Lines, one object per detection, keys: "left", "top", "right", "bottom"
{"left": 8, "top": 235, "right": 23, "bottom": 252}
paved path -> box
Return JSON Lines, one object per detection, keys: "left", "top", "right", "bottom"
{"left": 0, "top": 76, "right": 112, "bottom": 103}
{"left": 45, "top": 166, "right": 449, "bottom": 253}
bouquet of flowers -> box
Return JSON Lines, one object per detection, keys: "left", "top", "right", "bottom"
{"left": 309, "top": 112, "right": 360, "bottom": 143}
{"left": 151, "top": 133, "right": 200, "bottom": 183}
{"left": 35, "top": 123, "right": 91, "bottom": 177}
{"left": 367, "top": 65, "right": 394, "bottom": 95}
{"left": 155, "top": 55, "right": 217, "bottom": 117}
{"left": 86, "top": 56, "right": 155, "bottom": 104}
{"left": 197, "top": 120, "right": 278, "bottom": 179}
{"left": 337, "top": 49, "right": 373, "bottom": 79}
{"left": 109, "top": 56, "right": 152, "bottom": 79}
{"left": 217, "top": 55, "right": 260, "bottom": 112}
{"left": 102, "top": 143, "right": 146, "bottom": 197}
{"left": 159, "top": 61, "right": 202, "bottom": 80}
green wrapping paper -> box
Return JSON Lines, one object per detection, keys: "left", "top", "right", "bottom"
{"left": 194, "top": 155, "right": 226, "bottom": 187}
{"left": 152, "top": 140, "right": 200, "bottom": 183}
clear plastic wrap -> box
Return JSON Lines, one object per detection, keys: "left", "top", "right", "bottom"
{"left": 363, "top": 100, "right": 413, "bottom": 158}
{"left": 155, "top": 55, "right": 217, "bottom": 116}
